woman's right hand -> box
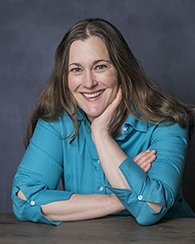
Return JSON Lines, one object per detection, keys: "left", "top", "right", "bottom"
{"left": 133, "top": 149, "right": 156, "bottom": 173}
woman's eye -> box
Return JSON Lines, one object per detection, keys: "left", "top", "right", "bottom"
{"left": 71, "top": 68, "right": 82, "bottom": 73}
{"left": 96, "top": 65, "right": 107, "bottom": 70}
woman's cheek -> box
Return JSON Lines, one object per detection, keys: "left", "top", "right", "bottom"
{"left": 100, "top": 72, "right": 118, "bottom": 87}
{"left": 68, "top": 76, "right": 78, "bottom": 92}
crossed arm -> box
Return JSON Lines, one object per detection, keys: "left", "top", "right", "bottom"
{"left": 17, "top": 148, "right": 156, "bottom": 221}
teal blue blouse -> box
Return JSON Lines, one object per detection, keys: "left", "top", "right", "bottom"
{"left": 12, "top": 108, "right": 195, "bottom": 225}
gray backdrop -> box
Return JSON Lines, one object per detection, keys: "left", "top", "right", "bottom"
{"left": 0, "top": 0, "right": 195, "bottom": 213}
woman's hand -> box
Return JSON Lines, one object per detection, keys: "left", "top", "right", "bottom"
{"left": 133, "top": 149, "right": 156, "bottom": 173}
{"left": 91, "top": 87, "right": 122, "bottom": 142}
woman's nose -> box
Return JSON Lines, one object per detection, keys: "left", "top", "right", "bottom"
{"left": 82, "top": 71, "right": 98, "bottom": 88}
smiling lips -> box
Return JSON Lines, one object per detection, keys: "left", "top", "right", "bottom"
{"left": 81, "top": 90, "right": 104, "bottom": 100}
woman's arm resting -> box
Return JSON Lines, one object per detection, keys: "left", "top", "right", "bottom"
{"left": 16, "top": 143, "right": 159, "bottom": 223}
{"left": 16, "top": 145, "right": 159, "bottom": 223}
{"left": 17, "top": 189, "right": 125, "bottom": 222}
{"left": 41, "top": 193, "right": 125, "bottom": 222}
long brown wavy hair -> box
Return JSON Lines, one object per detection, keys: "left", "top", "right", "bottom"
{"left": 24, "top": 18, "right": 194, "bottom": 147}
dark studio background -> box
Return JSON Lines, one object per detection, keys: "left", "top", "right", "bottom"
{"left": 0, "top": 0, "right": 195, "bottom": 213}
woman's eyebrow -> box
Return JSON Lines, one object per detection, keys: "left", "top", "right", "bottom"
{"left": 68, "top": 62, "right": 81, "bottom": 67}
{"left": 69, "top": 59, "right": 111, "bottom": 67}
{"left": 93, "top": 59, "right": 111, "bottom": 65}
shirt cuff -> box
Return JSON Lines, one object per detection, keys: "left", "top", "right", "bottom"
{"left": 12, "top": 184, "right": 74, "bottom": 225}
{"left": 105, "top": 157, "right": 168, "bottom": 220}
{"left": 118, "top": 157, "right": 146, "bottom": 192}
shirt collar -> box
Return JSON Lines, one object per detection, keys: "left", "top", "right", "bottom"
{"left": 77, "top": 107, "right": 87, "bottom": 121}
{"left": 123, "top": 114, "right": 148, "bottom": 132}
{"left": 76, "top": 107, "right": 148, "bottom": 132}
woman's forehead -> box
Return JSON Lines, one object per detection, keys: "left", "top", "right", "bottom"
{"left": 69, "top": 36, "right": 109, "bottom": 63}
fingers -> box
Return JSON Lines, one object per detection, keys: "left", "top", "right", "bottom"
{"left": 105, "top": 86, "right": 122, "bottom": 114}
{"left": 133, "top": 149, "right": 150, "bottom": 162}
{"left": 113, "top": 86, "right": 122, "bottom": 106}
{"left": 133, "top": 149, "right": 156, "bottom": 173}
{"left": 133, "top": 149, "right": 156, "bottom": 163}
{"left": 93, "top": 87, "right": 122, "bottom": 124}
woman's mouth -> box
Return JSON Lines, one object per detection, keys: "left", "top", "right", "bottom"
{"left": 82, "top": 90, "right": 104, "bottom": 99}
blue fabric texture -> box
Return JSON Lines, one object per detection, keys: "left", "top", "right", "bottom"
{"left": 12, "top": 108, "right": 195, "bottom": 225}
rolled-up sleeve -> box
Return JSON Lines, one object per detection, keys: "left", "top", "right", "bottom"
{"left": 107, "top": 123, "right": 188, "bottom": 225}
{"left": 12, "top": 119, "right": 74, "bottom": 225}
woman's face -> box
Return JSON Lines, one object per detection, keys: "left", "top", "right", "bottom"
{"left": 68, "top": 36, "right": 119, "bottom": 122}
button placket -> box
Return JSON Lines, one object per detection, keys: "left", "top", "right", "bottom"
{"left": 95, "top": 160, "right": 105, "bottom": 194}
{"left": 94, "top": 158, "right": 102, "bottom": 170}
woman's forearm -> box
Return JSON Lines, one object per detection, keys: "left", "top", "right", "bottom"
{"left": 93, "top": 132, "right": 129, "bottom": 189}
{"left": 93, "top": 134, "right": 162, "bottom": 213}
{"left": 41, "top": 193, "right": 125, "bottom": 222}
{"left": 17, "top": 189, "right": 125, "bottom": 222}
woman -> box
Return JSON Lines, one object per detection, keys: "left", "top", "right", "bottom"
{"left": 12, "top": 18, "right": 195, "bottom": 226}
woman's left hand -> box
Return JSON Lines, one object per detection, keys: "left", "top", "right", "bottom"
{"left": 133, "top": 149, "right": 156, "bottom": 173}
{"left": 91, "top": 87, "right": 122, "bottom": 142}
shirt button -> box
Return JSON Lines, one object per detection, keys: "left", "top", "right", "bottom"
{"left": 138, "top": 195, "right": 143, "bottom": 201}
{"left": 30, "top": 201, "right": 35, "bottom": 206}
{"left": 99, "top": 186, "right": 104, "bottom": 192}
{"left": 123, "top": 127, "right": 128, "bottom": 132}
{"left": 97, "top": 160, "right": 100, "bottom": 164}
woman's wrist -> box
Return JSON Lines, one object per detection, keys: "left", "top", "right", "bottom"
{"left": 91, "top": 128, "right": 111, "bottom": 144}
{"left": 110, "top": 194, "right": 126, "bottom": 213}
